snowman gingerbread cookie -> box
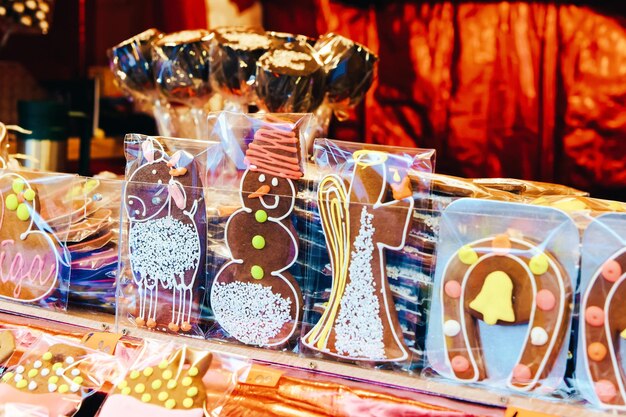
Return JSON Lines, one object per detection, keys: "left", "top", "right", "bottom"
{"left": 210, "top": 120, "right": 303, "bottom": 347}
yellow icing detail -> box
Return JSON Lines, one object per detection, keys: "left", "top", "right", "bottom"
{"left": 16, "top": 204, "right": 30, "bottom": 221}
{"left": 12, "top": 179, "right": 25, "bottom": 194}
{"left": 28, "top": 369, "right": 38, "bottom": 378}
{"left": 121, "top": 387, "right": 131, "bottom": 395}
{"left": 458, "top": 245, "right": 478, "bottom": 265}
{"left": 158, "top": 391, "right": 169, "bottom": 402}
{"left": 187, "top": 367, "right": 198, "bottom": 377}
{"left": 141, "top": 393, "right": 152, "bottom": 403}
{"left": 620, "top": 329, "right": 626, "bottom": 339}
{"left": 181, "top": 376, "right": 192, "bottom": 387}
{"left": 162, "top": 369, "right": 172, "bottom": 380}
{"left": 552, "top": 198, "right": 588, "bottom": 213}
{"left": 5, "top": 194, "right": 18, "bottom": 211}
{"left": 42, "top": 352, "right": 52, "bottom": 361}
{"left": 16, "top": 379, "right": 28, "bottom": 389}
{"left": 2, "top": 372, "right": 14, "bottom": 381}
{"left": 117, "top": 380, "right": 128, "bottom": 390}
{"left": 469, "top": 271, "right": 516, "bottom": 325}
{"left": 143, "top": 367, "right": 154, "bottom": 377}
{"left": 167, "top": 379, "right": 177, "bottom": 389}
{"left": 129, "top": 370, "right": 140, "bottom": 380}
{"left": 307, "top": 175, "right": 350, "bottom": 350}
{"left": 186, "top": 386, "right": 198, "bottom": 397}
{"left": 158, "top": 360, "right": 168, "bottom": 369}
{"left": 530, "top": 253, "right": 550, "bottom": 275}
{"left": 48, "top": 376, "right": 59, "bottom": 384}
{"left": 134, "top": 383, "right": 145, "bottom": 394}
{"left": 183, "top": 398, "right": 194, "bottom": 408}
{"left": 353, "top": 150, "right": 388, "bottom": 167}
{"left": 52, "top": 363, "right": 62, "bottom": 371}
{"left": 58, "top": 384, "right": 69, "bottom": 394}
{"left": 165, "top": 399, "right": 176, "bottom": 409}
{"left": 151, "top": 379, "right": 162, "bottom": 390}
{"left": 73, "top": 376, "right": 83, "bottom": 385}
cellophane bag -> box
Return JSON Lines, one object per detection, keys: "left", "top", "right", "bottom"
{"left": 576, "top": 213, "right": 626, "bottom": 410}
{"left": 117, "top": 134, "right": 217, "bottom": 337}
{"left": 65, "top": 177, "right": 124, "bottom": 313}
{"left": 0, "top": 332, "right": 125, "bottom": 417}
{"left": 204, "top": 111, "right": 313, "bottom": 352}
{"left": 97, "top": 340, "right": 248, "bottom": 416}
{"left": 425, "top": 199, "right": 579, "bottom": 398}
{"left": 299, "top": 139, "right": 435, "bottom": 371}
{"left": 0, "top": 169, "right": 75, "bottom": 310}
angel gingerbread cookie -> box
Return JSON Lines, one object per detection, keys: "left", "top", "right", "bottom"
{"left": 99, "top": 347, "right": 211, "bottom": 416}
{"left": 581, "top": 247, "right": 626, "bottom": 407}
{"left": 0, "top": 172, "right": 70, "bottom": 302}
{"left": 0, "top": 343, "right": 90, "bottom": 416}
{"left": 439, "top": 233, "right": 571, "bottom": 391}
{"left": 302, "top": 150, "right": 415, "bottom": 362}
{"left": 210, "top": 120, "right": 303, "bottom": 347}
{"left": 125, "top": 137, "right": 207, "bottom": 333}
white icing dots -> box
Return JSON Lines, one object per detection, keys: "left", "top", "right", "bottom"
{"left": 28, "top": 381, "right": 37, "bottom": 391}
{"left": 530, "top": 327, "right": 549, "bottom": 346}
{"left": 14, "top": 374, "right": 23, "bottom": 382}
{"left": 65, "top": 357, "right": 75, "bottom": 364}
{"left": 211, "top": 281, "right": 292, "bottom": 346}
{"left": 15, "top": 366, "right": 24, "bottom": 374}
{"left": 48, "top": 383, "right": 57, "bottom": 392}
{"left": 334, "top": 207, "right": 386, "bottom": 360}
{"left": 443, "top": 320, "right": 461, "bottom": 337}
{"left": 40, "top": 368, "right": 50, "bottom": 377}
{"left": 71, "top": 368, "right": 80, "bottom": 376}
{"left": 33, "top": 361, "right": 42, "bottom": 369}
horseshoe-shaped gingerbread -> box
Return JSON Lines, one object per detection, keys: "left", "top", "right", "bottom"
{"left": 581, "top": 248, "right": 626, "bottom": 407}
{"left": 440, "top": 234, "right": 571, "bottom": 391}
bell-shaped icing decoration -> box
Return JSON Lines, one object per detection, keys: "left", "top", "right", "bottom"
{"left": 469, "top": 271, "right": 515, "bottom": 325}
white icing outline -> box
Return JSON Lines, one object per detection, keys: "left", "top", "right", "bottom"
{"left": 210, "top": 168, "right": 300, "bottom": 347}
{"left": 0, "top": 172, "right": 70, "bottom": 302}
{"left": 124, "top": 136, "right": 202, "bottom": 329}
{"left": 302, "top": 151, "right": 414, "bottom": 362}
{"left": 439, "top": 237, "right": 567, "bottom": 391}
{"left": 581, "top": 247, "right": 626, "bottom": 410}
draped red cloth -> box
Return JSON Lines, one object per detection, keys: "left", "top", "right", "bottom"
{"left": 164, "top": 0, "right": 626, "bottom": 196}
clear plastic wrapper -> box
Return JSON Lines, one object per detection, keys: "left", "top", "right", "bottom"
{"left": 152, "top": 30, "right": 213, "bottom": 139}
{"left": 117, "top": 134, "right": 216, "bottom": 336}
{"left": 426, "top": 199, "right": 579, "bottom": 396}
{"left": 97, "top": 341, "right": 248, "bottom": 417}
{"left": 255, "top": 41, "right": 326, "bottom": 114}
{"left": 209, "top": 26, "right": 272, "bottom": 109}
{"left": 471, "top": 178, "right": 589, "bottom": 198}
{"left": 576, "top": 213, "right": 626, "bottom": 410}
{"left": 205, "top": 112, "right": 311, "bottom": 351}
{"left": 0, "top": 0, "right": 54, "bottom": 35}
{"left": 0, "top": 333, "right": 125, "bottom": 417}
{"left": 314, "top": 33, "right": 378, "bottom": 117}
{"left": 0, "top": 169, "right": 74, "bottom": 310}
{"left": 299, "top": 139, "right": 434, "bottom": 370}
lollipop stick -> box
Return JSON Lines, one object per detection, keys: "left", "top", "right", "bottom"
{"left": 152, "top": 99, "right": 174, "bottom": 137}
{"left": 190, "top": 107, "right": 208, "bottom": 139}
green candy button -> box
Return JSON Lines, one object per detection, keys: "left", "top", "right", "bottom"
{"left": 252, "top": 235, "right": 266, "bottom": 250}
{"left": 251, "top": 265, "right": 264, "bottom": 280}
{"left": 255, "top": 210, "right": 268, "bottom": 223}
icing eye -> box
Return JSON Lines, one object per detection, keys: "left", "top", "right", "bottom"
{"left": 128, "top": 200, "right": 134, "bottom": 205}
{"left": 152, "top": 197, "right": 161, "bottom": 205}
{"left": 157, "top": 179, "right": 162, "bottom": 185}
{"left": 134, "top": 210, "right": 140, "bottom": 215}
{"left": 271, "top": 177, "right": 278, "bottom": 187}
{"left": 152, "top": 169, "right": 157, "bottom": 175}
{"left": 258, "top": 174, "right": 266, "bottom": 183}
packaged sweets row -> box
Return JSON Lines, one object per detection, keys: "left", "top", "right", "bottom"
{"left": 109, "top": 26, "right": 377, "bottom": 139}
{"left": 2, "top": 111, "right": 626, "bottom": 412}
{"left": 0, "top": 316, "right": 487, "bottom": 417}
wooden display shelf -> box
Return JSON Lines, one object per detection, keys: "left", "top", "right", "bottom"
{"left": 0, "top": 299, "right": 608, "bottom": 417}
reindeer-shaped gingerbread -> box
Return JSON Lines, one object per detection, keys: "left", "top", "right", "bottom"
{"left": 125, "top": 137, "right": 206, "bottom": 333}
{"left": 302, "top": 150, "right": 414, "bottom": 362}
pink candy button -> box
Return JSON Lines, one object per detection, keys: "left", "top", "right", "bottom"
{"left": 602, "top": 260, "right": 622, "bottom": 283}
{"left": 512, "top": 364, "right": 532, "bottom": 383}
{"left": 444, "top": 281, "right": 462, "bottom": 299}
{"left": 450, "top": 355, "right": 470, "bottom": 373}
{"left": 595, "top": 379, "right": 617, "bottom": 403}
{"left": 585, "top": 306, "right": 605, "bottom": 327}
{"left": 536, "top": 289, "right": 556, "bottom": 311}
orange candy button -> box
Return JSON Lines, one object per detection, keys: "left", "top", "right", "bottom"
{"left": 512, "top": 364, "right": 532, "bottom": 383}
{"left": 595, "top": 379, "right": 617, "bottom": 403}
{"left": 444, "top": 281, "right": 462, "bottom": 299}
{"left": 492, "top": 234, "right": 511, "bottom": 254}
{"left": 602, "top": 260, "right": 622, "bottom": 282}
{"left": 588, "top": 342, "right": 608, "bottom": 362}
{"left": 450, "top": 355, "right": 470, "bottom": 373}
{"left": 585, "top": 306, "right": 605, "bottom": 327}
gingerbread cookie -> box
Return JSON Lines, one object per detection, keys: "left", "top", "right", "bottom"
{"left": 0, "top": 343, "right": 89, "bottom": 416}
{"left": 0, "top": 173, "right": 70, "bottom": 302}
{"left": 125, "top": 137, "right": 206, "bottom": 333}
{"left": 302, "top": 150, "right": 414, "bottom": 362}
{"left": 439, "top": 234, "right": 571, "bottom": 390}
{"left": 0, "top": 331, "right": 15, "bottom": 364}
{"left": 98, "top": 347, "right": 211, "bottom": 416}
{"left": 210, "top": 120, "right": 303, "bottom": 347}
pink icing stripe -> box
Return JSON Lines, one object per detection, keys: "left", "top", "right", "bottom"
{"left": 245, "top": 124, "right": 302, "bottom": 179}
{"left": 168, "top": 183, "right": 186, "bottom": 209}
